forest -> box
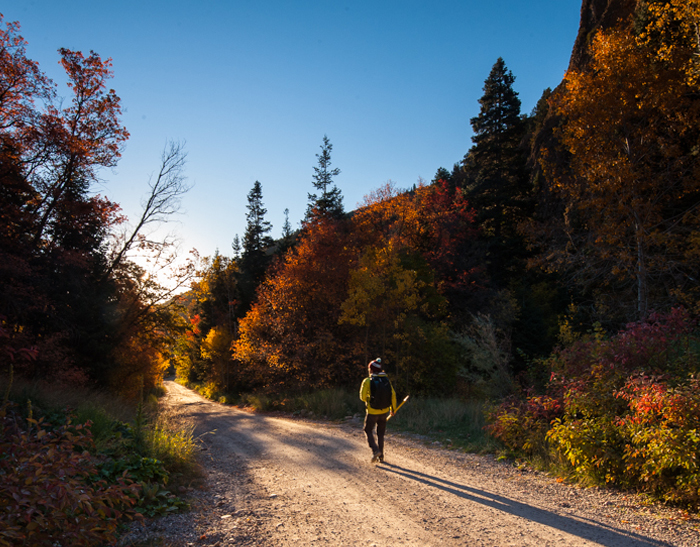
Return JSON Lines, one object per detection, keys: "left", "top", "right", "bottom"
{"left": 2, "top": 0, "right": 700, "bottom": 530}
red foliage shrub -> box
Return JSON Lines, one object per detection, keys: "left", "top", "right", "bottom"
{"left": 489, "top": 308, "right": 700, "bottom": 506}
{"left": 0, "top": 405, "right": 141, "bottom": 547}
{"left": 485, "top": 394, "right": 564, "bottom": 456}
{"left": 615, "top": 375, "right": 700, "bottom": 505}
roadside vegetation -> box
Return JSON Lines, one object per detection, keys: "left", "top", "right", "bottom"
{"left": 3, "top": 2, "right": 700, "bottom": 543}
{"left": 487, "top": 309, "right": 700, "bottom": 509}
{"left": 0, "top": 369, "right": 201, "bottom": 547}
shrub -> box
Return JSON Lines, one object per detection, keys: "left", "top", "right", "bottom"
{"left": 616, "top": 375, "right": 700, "bottom": 506}
{"left": 0, "top": 405, "right": 141, "bottom": 547}
{"left": 453, "top": 313, "right": 515, "bottom": 399}
{"left": 488, "top": 308, "right": 700, "bottom": 505}
{"left": 486, "top": 394, "right": 563, "bottom": 459}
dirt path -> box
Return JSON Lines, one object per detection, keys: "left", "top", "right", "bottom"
{"left": 122, "top": 381, "right": 700, "bottom": 546}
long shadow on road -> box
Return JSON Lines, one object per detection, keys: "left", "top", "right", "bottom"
{"left": 379, "top": 463, "right": 673, "bottom": 547}
{"left": 182, "top": 403, "right": 364, "bottom": 474}
{"left": 172, "top": 386, "right": 673, "bottom": 546}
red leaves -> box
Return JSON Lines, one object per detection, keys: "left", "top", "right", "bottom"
{"left": 0, "top": 406, "right": 141, "bottom": 546}
{"left": 490, "top": 308, "right": 700, "bottom": 505}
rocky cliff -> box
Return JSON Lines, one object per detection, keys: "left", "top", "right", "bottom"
{"left": 569, "top": 0, "right": 637, "bottom": 71}
{"left": 528, "top": 0, "right": 639, "bottom": 203}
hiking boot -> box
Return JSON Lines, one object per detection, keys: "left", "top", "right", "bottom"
{"left": 371, "top": 450, "right": 381, "bottom": 463}
{"left": 378, "top": 453, "right": 384, "bottom": 463}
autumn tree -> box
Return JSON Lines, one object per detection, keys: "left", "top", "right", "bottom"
{"left": 637, "top": 0, "right": 700, "bottom": 86}
{"left": 342, "top": 181, "right": 483, "bottom": 392}
{"left": 0, "top": 25, "right": 132, "bottom": 382}
{"left": 234, "top": 218, "right": 357, "bottom": 390}
{"left": 305, "top": 135, "right": 344, "bottom": 222}
{"left": 198, "top": 253, "right": 240, "bottom": 385}
{"left": 0, "top": 16, "right": 191, "bottom": 395}
{"left": 544, "top": 10, "right": 700, "bottom": 319}
{"left": 339, "top": 243, "right": 457, "bottom": 395}
{"left": 0, "top": 16, "right": 52, "bottom": 360}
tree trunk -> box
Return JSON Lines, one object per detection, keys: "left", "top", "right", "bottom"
{"left": 634, "top": 211, "right": 648, "bottom": 319}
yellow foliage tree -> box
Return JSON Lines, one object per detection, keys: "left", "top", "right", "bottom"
{"left": 200, "top": 326, "right": 234, "bottom": 391}
{"left": 638, "top": 0, "right": 700, "bottom": 85}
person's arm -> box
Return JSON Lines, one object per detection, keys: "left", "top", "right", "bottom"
{"left": 359, "top": 378, "right": 370, "bottom": 404}
{"left": 391, "top": 384, "right": 397, "bottom": 414}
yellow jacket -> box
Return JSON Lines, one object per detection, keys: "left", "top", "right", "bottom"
{"left": 360, "top": 373, "right": 397, "bottom": 414}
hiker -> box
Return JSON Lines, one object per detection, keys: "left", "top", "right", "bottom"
{"left": 359, "top": 358, "right": 397, "bottom": 463}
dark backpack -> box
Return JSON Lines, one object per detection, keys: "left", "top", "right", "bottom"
{"left": 369, "top": 376, "right": 392, "bottom": 410}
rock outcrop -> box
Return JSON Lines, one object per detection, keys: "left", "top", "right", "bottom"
{"left": 569, "top": 0, "right": 637, "bottom": 71}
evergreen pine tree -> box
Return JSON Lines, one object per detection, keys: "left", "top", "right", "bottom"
{"left": 239, "top": 180, "right": 273, "bottom": 310}
{"left": 281, "top": 208, "right": 292, "bottom": 240}
{"left": 231, "top": 234, "right": 241, "bottom": 259}
{"left": 459, "top": 58, "right": 530, "bottom": 282}
{"left": 277, "top": 207, "right": 295, "bottom": 256}
{"left": 305, "top": 135, "right": 344, "bottom": 221}
{"left": 461, "top": 57, "right": 529, "bottom": 240}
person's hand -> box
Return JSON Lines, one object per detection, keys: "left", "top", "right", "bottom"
{"left": 390, "top": 410, "right": 395, "bottom": 418}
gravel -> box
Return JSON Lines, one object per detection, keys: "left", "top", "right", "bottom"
{"left": 119, "top": 382, "right": 700, "bottom": 547}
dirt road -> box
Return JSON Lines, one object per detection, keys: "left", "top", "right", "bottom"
{"left": 122, "top": 381, "right": 699, "bottom": 546}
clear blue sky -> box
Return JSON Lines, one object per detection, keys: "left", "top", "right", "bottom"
{"left": 5, "top": 1, "right": 581, "bottom": 266}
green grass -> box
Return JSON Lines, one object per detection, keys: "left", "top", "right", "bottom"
{"left": 2, "top": 372, "right": 201, "bottom": 483}
{"left": 145, "top": 407, "right": 198, "bottom": 476}
{"left": 389, "top": 396, "right": 500, "bottom": 453}
{"left": 293, "top": 388, "right": 365, "bottom": 419}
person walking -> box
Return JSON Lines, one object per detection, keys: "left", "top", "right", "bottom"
{"left": 359, "top": 358, "right": 397, "bottom": 463}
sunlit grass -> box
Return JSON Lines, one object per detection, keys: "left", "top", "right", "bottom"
{"left": 144, "top": 406, "right": 200, "bottom": 479}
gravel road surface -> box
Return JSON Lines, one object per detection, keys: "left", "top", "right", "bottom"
{"left": 120, "top": 381, "right": 700, "bottom": 546}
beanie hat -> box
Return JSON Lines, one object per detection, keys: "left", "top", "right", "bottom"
{"left": 368, "top": 358, "right": 383, "bottom": 373}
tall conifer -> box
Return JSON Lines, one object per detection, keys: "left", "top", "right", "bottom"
{"left": 306, "top": 135, "right": 344, "bottom": 221}
{"left": 239, "top": 180, "right": 273, "bottom": 310}
{"left": 461, "top": 57, "right": 528, "bottom": 238}
{"left": 459, "top": 58, "right": 531, "bottom": 288}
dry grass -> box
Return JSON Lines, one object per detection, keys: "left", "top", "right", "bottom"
{"left": 2, "top": 373, "right": 136, "bottom": 423}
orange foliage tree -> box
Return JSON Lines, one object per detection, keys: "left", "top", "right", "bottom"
{"left": 0, "top": 16, "right": 189, "bottom": 396}
{"left": 543, "top": 11, "right": 700, "bottom": 319}
{"left": 234, "top": 180, "right": 481, "bottom": 394}
{"left": 234, "top": 217, "right": 357, "bottom": 390}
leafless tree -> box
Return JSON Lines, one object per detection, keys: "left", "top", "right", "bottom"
{"left": 106, "top": 140, "right": 192, "bottom": 277}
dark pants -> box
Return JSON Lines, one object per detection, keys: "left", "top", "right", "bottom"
{"left": 364, "top": 411, "right": 389, "bottom": 454}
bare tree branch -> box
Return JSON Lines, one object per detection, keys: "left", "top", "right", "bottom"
{"left": 106, "top": 140, "right": 191, "bottom": 277}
